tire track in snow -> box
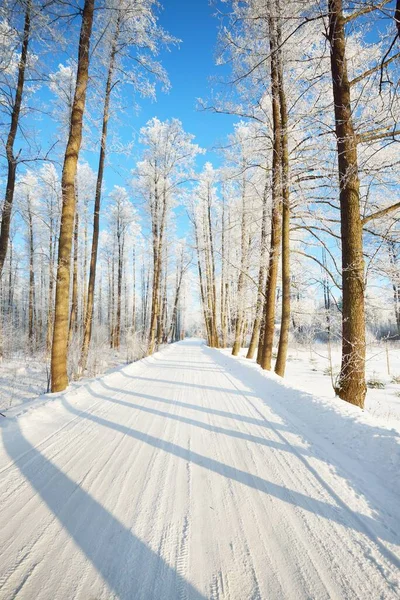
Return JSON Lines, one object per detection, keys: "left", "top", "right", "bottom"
{"left": 1, "top": 340, "right": 399, "bottom": 599}
{"left": 218, "top": 360, "right": 400, "bottom": 598}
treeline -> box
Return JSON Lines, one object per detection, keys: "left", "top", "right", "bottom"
{"left": 192, "top": 0, "right": 400, "bottom": 409}
{"left": 0, "top": 1, "right": 191, "bottom": 391}
{"left": 1, "top": 0, "right": 399, "bottom": 412}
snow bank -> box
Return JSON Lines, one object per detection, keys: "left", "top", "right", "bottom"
{"left": 214, "top": 347, "right": 400, "bottom": 504}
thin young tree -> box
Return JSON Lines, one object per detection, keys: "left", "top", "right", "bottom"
{"left": 0, "top": 0, "right": 31, "bottom": 277}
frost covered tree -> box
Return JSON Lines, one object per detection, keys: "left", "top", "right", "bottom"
{"left": 134, "top": 117, "right": 203, "bottom": 355}
{"left": 0, "top": 0, "right": 32, "bottom": 278}
{"left": 79, "top": 0, "right": 175, "bottom": 374}
{"left": 107, "top": 186, "right": 136, "bottom": 350}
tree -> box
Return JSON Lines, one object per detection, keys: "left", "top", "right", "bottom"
{"left": 51, "top": 0, "right": 95, "bottom": 392}
{"left": 107, "top": 186, "right": 135, "bottom": 350}
{"left": 135, "top": 118, "right": 202, "bottom": 355}
{"left": 79, "top": 0, "right": 174, "bottom": 374}
{"left": 0, "top": 0, "right": 31, "bottom": 277}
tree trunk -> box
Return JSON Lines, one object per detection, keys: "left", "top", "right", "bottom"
{"left": 220, "top": 193, "right": 228, "bottom": 348}
{"left": 388, "top": 241, "right": 400, "bottom": 335}
{"left": 51, "top": 0, "right": 95, "bottom": 392}
{"left": 80, "top": 13, "right": 120, "bottom": 374}
{"left": 258, "top": 17, "right": 282, "bottom": 370}
{"left": 148, "top": 182, "right": 167, "bottom": 355}
{"left": 194, "top": 218, "right": 211, "bottom": 345}
{"left": 110, "top": 248, "right": 116, "bottom": 347}
{"left": 275, "top": 37, "right": 290, "bottom": 377}
{"left": 8, "top": 240, "right": 13, "bottom": 315}
{"left": 232, "top": 172, "right": 248, "bottom": 356}
{"left": 247, "top": 180, "right": 269, "bottom": 359}
{"left": 328, "top": 0, "right": 366, "bottom": 408}
{"left": 114, "top": 233, "right": 123, "bottom": 349}
{"left": 207, "top": 195, "right": 219, "bottom": 347}
{"left": 0, "top": 0, "right": 31, "bottom": 277}
{"left": 28, "top": 203, "right": 35, "bottom": 350}
{"left": 148, "top": 248, "right": 160, "bottom": 354}
{"left": 132, "top": 246, "right": 136, "bottom": 333}
{"left": 46, "top": 230, "right": 55, "bottom": 353}
{"left": 68, "top": 209, "right": 79, "bottom": 344}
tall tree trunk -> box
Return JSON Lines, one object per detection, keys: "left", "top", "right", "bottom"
{"left": 148, "top": 186, "right": 167, "bottom": 355}
{"left": 68, "top": 209, "right": 79, "bottom": 344}
{"left": 132, "top": 246, "right": 136, "bottom": 333}
{"left": 207, "top": 194, "right": 219, "bottom": 347}
{"left": 169, "top": 251, "right": 184, "bottom": 341}
{"left": 247, "top": 181, "right": 269, "bottom": 359}
{"left": 220, "top": 192, "right": 228, "bottom": 347}
{"left": 328, "top": 0, "right": 366, "bottom": 408}
{"left": 8, "top": 240, "right": 13, "bottom": 314}
{"left": 0, "top": 0, "right": 31, "bottom": 277}
{"left": 232, "top": 173, "right": 248, "bottom": 356}
{"left": 258, "top": 16, "right": 283, "bottom": 370}
{"left": 110, "top": 247, "right": 116, "bottom": 347}
{"left": 275, "top": 38, "right": 290, "bottom": 377}
{"left": 388, "top": 241, "right": 400, "bottom": 335}
{"left": 46, "top": 225, "right": 56, "bottom": 353}
{"left": 51, "top": 0, "right": 95, "bottom": 392}
{"left": 82, "top": 202, "right": 88, "bottom": 320}
{"left": 80, "top": 13, "right": 120, "bottom": 374}
{"left": 28, "top": 203, "right": 35, "bottom": 350}
{"left": 148, "top": 248, "right": 160, "bottom": 354}
{"left": 194, "top": 218, "right": 211, "bottom": 345}
{"left": 114, "top": 233, "right": 123, "bottom": 349}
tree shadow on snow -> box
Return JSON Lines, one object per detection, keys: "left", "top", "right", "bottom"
{"left": 0, "top": 419, "right": 207, "bottom": 600}
{"left": 59, "top": 392, "right": 400, "bottom": 577}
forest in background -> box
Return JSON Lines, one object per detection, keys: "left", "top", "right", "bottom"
{"left": 0, "top": 0, "right": 399, "bottom": 410}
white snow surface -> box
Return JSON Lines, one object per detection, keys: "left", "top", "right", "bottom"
{"left": 0, "top": 339, "right": 399, "bottom": 599}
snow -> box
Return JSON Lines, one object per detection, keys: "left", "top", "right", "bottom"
{"left": 0, "top": 344, "right": 148, "bottom": 413}
{"left": 0, "top": 357, "right": 48, "bottom": 412}
{"left": 0, "top": 339, "right": 399, "bottom": 599}
{"left": 289, "top": 343, "right": 400, "bottom": 424}
{"left": 229, "top": 342, "right": 400, "bottom": 425}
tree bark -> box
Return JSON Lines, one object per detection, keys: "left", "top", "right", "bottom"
{"left": 80, "top": 13, "right": 120, "bottom": 374}
{"left": 0, "top": 0, "right": 31, "bottom": 277}
{"left": 51, "top": 0, "right": 95, "bottom": 392}
{"left": 328, "top": 0, "right": 366, "bottom": 408}
{"left": 247, "top": 180, "right": 269, "bottom": 359}
{"left": 46, "top": 227, "right": 55, "bottom": 353}
{"left": 132, "top": 246, "right": 136, "bottom": 333}
{"left": 28, "top": 200, "right": 35, "bottom": 350}
{"left": 232, "top": 172, "right": 248, "bottom": 356}
{"left": 207, "top": 194, "right": 219, "bottom": 347}
{"left": 275, "top": 35, "right": 290, "bottom": 377}
{"left": 68, "top": 209, "right": 79, "bottom": 344}
{"left": 114, "top": 232, "right": 123, "bottom": 349}
{"left": 194, "top": 216, "right": 212, "bottom": 345}
{"left": 258, "top": 16, "right": 283, "bottom": 370}
{"left": 388, "top": 240, "right": 400, "bottom": 335}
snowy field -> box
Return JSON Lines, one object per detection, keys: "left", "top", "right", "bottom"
{"left": 224, "top": 342, "right": 400, "bottom": 426}
{"left": 0, "top": 343, "right": 149, "bottom": 413}
{"left": 0, "top": 339, "right": 399, "bottom": 599}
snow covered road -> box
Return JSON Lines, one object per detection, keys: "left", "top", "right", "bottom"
{"left": 0, "top": 339, "right": 399, "bottom": 599}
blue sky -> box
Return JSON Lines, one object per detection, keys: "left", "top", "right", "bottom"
{"left": 90, "top": 0, "right": 238, "bottom": 235}
{"left": 86, "top": 0, "right": 238, "bottom": 194}
{"left": 136, "top": 0, "right": 236, "bottom": 152}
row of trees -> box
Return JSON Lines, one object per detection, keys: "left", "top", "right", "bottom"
{"left": 1, "top": 0, "right": 399, "bottom": 412}
{"left": 0, "top": 0, "right": 194, "bottom": 392}
{"left": 193, "top": 0, "right": 400, "bottom": 408}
